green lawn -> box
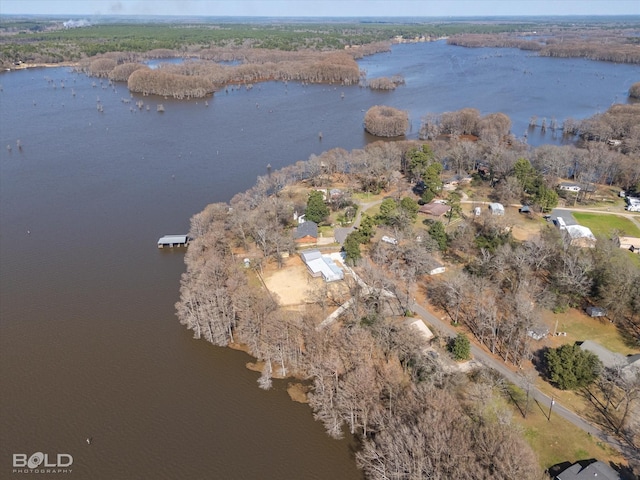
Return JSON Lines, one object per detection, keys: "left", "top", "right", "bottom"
{"left": 572, "top": 212, "right": 640, "bottom": 238}
{"left": 497, "top": 383, "right": 627, "bottom": 472}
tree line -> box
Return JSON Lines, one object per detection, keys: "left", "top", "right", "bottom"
{"left": 0, "top": 17, "right": 552, "bottom": 68}
{"left": 448, "top": 26, "right": 640, "bottom": 64}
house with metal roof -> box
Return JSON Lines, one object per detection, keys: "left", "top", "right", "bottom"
{"left": 300, "top": 249, "right": 344, "bottom": 282}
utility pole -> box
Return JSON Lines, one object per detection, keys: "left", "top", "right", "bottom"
{"left": 548, "top": 397, "right": 555, "bottom": 421}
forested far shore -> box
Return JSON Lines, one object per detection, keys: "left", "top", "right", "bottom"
{"left": 2, "top": 17, "right": 640, "bottom": 69}
{"left": 448, "top": 27, "right": 640, "bottom": 64}
{"left": 176, "top": 104, "right": 639, "bottom": 478}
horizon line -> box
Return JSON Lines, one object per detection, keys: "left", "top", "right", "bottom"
{"left": 2, "top": 13, "right": 640, "bottom": 18}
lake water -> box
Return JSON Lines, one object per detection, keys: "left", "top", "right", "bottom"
{"left": 0, "top": 40, "right": 638, "bottom": 479}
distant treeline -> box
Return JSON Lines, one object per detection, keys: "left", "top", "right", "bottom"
{"left": 448, "top": 28, "right": 640, "bottom": 64}
{"left": 0, "top": 18, "right": 549, "bottom": 67}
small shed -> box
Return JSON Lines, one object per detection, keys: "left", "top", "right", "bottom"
{"left": 407, "top": 319, "right": 434, "bottom": 341}
{"left": 527, "top": 325, "right": 549, "bottom": 341}
{"left": 616, "top": 236, "right": 640, "bottom": 253}
{"left": 519, "top": 205, "right": 531, "bottom": 214}
{"left": 381, "top": 235, "right": 398, "bottom": 245}
{"left": 157, "top": 235, "right": 189, "bottom": 248}
{"left": 426, "top": 259, "right": 446, "bottom": 276}
{"left": 488, "top": 202, "right": 505, "bottom": 215}
{"left": 586, "top": 306, "right": 607, "bottom": 318}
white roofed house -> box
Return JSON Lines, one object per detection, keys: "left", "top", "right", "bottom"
{"left": 300, "top": 249, "right": 344, "bottom": 282}
{"left": 563, "top": 225, "right": 596, "bottom": 248}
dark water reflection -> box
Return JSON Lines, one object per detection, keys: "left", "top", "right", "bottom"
{"left": 0, "top": 41, "right": 637, "bottom": 478}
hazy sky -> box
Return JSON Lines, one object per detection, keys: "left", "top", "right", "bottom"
{"left": 1, "top": 0, "right": 639, "bottom": 17}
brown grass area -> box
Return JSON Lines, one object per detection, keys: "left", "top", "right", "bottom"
{"left": 262, "top": 255, "right": 317, "bottom": 306}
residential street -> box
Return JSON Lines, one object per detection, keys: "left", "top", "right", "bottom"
{"left": 409, "top": 300, "right": 639, "bottom": 464}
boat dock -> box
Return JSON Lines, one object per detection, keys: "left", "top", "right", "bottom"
{"left": 157, "top": 235, "right": 190, "bottom": 248}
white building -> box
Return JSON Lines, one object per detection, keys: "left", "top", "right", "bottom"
{"left": 563, "top": 225, "right": 596, "bottom": 248}
{"left": 488, "top": 202, "right": 505, "bottom": 215}
{"left": 300, "top": 249, "right": 344, "bottom": 282}
{"left": 558, "top": 182, "right": 581, "bottom": 192}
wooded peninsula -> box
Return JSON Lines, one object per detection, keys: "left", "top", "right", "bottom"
{"left": 4, "top": 15, "right": 638, "bottom": 479}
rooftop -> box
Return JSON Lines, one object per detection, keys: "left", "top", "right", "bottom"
{"left": 418, "top": 202, "right": 451, "bottom": 217}
{"left": 555, "top": 460, "right": 620, "bottom": 480}
{"left": 295, "top": 221, "right": 318, "bottom": 239}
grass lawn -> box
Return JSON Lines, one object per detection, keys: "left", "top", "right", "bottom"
{"left": 542, "top": 308, "right": 639, "bottom": 355}
{"left": 507, "top": 387, "right": 628, "bottom": 472}
{"left": 491, "top": 382, "right": 628, "bottom": 473}
{"left": 572, "top": 212, "right": 640, "bottom": 238}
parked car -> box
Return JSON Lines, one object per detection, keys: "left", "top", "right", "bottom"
{"left": 519, "top": 205, "right": 531, "bottom": 214}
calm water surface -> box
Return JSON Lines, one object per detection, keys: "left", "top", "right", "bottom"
{"left": 1, "top": 41, "right": 638, "bottom": 479}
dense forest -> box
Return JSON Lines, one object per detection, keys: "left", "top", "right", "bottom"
{"left": 175, "top": 104, "right": 640, "bottom": 477}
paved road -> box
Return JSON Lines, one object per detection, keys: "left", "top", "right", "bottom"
{"left": 409, "top": 300, "right": 638, "bottom": 462}
{"left": 334, "top": 198, "right": 384, "bottom": 244}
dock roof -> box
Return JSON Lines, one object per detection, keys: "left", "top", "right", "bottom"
{"left": 158, "top": 235, "right": 188, "bottom": 245}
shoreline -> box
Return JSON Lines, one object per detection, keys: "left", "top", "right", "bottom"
{"left": 3, "top": 61, "right": 79, "bottom": 72}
